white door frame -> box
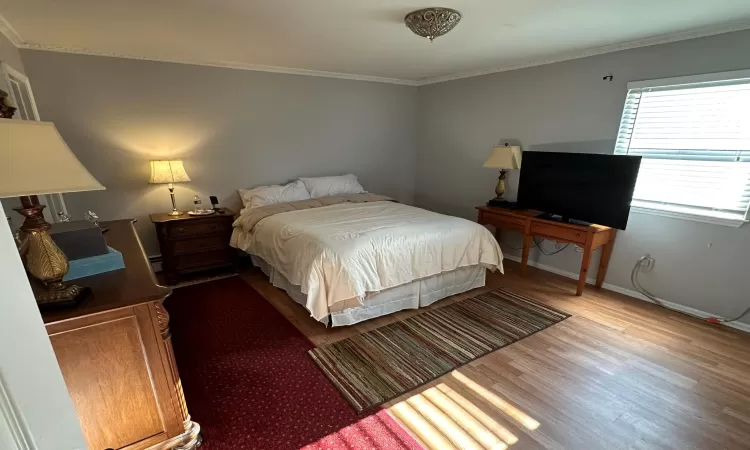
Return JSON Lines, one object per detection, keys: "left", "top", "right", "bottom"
{"left": 0, "top": 378, "right": 34, "bottom": 450}
{"left": 1, "top": 63, "right": 40, "bottom": 120}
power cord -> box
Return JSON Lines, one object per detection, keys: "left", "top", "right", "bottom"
{"left": 533, "top": 237, "right": 569, "bottom": 256}
{"left": 631, "top": 255, "right": 750, "bottom": 324}
{"left": 501, "top": 237, "right": 569, "bottom": 255}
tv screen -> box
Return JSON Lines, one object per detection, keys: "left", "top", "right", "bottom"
{"left": 517, "top": 152, "right": 641, "bottom": 230}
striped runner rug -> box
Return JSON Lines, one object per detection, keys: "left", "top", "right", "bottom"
{"left": 309, "top": 288, "right": 570, "bottom": 413}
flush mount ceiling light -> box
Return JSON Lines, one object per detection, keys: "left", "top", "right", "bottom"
{"left": 404, "top": 7, "right": 462, "bottom": 42}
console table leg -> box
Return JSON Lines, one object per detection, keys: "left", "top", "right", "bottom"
{"left": 577, "top": 244, "right": 593, "bottom": 296}
{"left": 595, "top": 232, "right": 616, "bottom": 288}
{"left": 521, "top": 234, "right": 532, "bottom": 276}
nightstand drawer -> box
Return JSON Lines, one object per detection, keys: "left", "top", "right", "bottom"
{"left": 172, "top": 235, "right": 228, "bottom": 255}
{"left": 173, "top": 249, "right": 234, "bottom": 271}
{"left": 481, "top": 211, "right": 526, "bottom": 231}
{"left": 167, "top": 219, "right": 231, "bottom": 239}
{"left": 530, "top": 222, "right": 587, "bottom": 244}
{"left": 152, "top": 209, "right": 237, "bottom": 283}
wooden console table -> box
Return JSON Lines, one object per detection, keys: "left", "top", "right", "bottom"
{"left": 41, "top": 220, "right": 201, "bottom": 450}
{"left": 477, "top": 206, "right": 617, "bottom": 296}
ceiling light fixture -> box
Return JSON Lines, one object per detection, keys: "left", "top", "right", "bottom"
{"left": 404, "top": 7, "right": 462, "bottom": 42}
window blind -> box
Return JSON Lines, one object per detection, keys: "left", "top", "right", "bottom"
{"left": 614, "top": 71, "right": 750, "bottom": 224}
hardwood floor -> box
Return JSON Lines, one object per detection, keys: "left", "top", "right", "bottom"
{"left": 241, "top": 261, "right": 750, "bottom": 450}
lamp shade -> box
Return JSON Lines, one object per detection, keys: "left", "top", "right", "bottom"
{"left": 483, "top": 145, "right": 522, "bottom": 170}
{"left": 149, "top": 160, "right": 191, "bottom": 184}
{"left": 0, "top": 119, "right": 105, "bottom": 198}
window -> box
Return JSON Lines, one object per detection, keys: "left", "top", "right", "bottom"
{"left": 614, "top": 69, "right": 750, "bottom": 227}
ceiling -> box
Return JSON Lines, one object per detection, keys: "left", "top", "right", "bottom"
{"left": 1, "top": 0, "right": 750, "bottom": 85}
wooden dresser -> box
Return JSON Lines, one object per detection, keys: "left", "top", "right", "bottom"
{"left": 151, "top": 210, "right": 236, "bottom": 284}
{"left": 41, "top": 220, "right": 201, "bottom": 450}
{"left": 477, "top": 206, "right": 617, "bottom": 296}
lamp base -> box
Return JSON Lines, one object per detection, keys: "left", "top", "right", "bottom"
{"left": 487, "top": 198, "right": 521, "bottom": 209}
{"left": 167, "top": 187, "right": 183, "bottom": 216}
{"left": 14, "top": 195, "right": 91, "bottom": 311}
{"left": 35, "top": 283, "right": 91, "bottom": 311}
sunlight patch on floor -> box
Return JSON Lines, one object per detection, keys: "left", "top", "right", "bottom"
{"left": 422, "top": 387, "right": 508, "bottom": 450}
{"left": 436, "top": 384, "right": 518, "bottom": 445}
{"left": 452, "top": 371, "right": 540, "bottom": 430}
{"left": 391, "top": 401, "right": 456, "bottom": 449}
{"left": 407, "top": 393, "right": 486, "bottom": 450}
{"left": 389, "top": 370, "right": 542, "bottom": 449}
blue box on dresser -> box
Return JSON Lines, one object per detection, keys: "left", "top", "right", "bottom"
{"left": 63, "top": 246, "right": 125, "bottom": 281}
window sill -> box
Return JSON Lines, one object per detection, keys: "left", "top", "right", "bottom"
{"left": 630, "top": 205, "right": 748, "bottom": 228}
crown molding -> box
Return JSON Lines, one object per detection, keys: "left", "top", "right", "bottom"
{"left": 0, "top": 14, "right": 22, "bottom": 47}
{"left": 17, "top": 42, "right": 420, "bottom": 86}
{"left": 0, "top": 10, "right": 417, "bottom": 86}
{"left": 416, "top": 19, "right": 750, "bottom": 86}
{"left": 3, "top": 10, "right": 750, "bottom": 87}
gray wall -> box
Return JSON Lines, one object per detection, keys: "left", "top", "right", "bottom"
{"left": 416, "top": 29, "right": 750, "bottom": 325}
{"left": 15, "top": 30, "right": 750, "bottom": 325}
{"left": 20, "top": 50, "right": 418, "bottom": 255}
{"left": 0, "top": 32, "right": 25, "bottom": 229}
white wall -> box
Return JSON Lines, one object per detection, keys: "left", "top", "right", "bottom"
{"left": 0, "top": 32, "right": 26, "bottom": 230}
{"left": 416, "top": 29, "right": 750, "bottom": 326}
{"left": 0, "top": 202, "right": 86, "bottom": 450}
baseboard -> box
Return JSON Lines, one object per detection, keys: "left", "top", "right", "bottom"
{"left": 503, "top": 254, "right": 750, "bottom": 333}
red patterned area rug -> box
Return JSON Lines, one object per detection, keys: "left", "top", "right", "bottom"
{"left": 166, "top": 276, "right": 424, "bottom": 450}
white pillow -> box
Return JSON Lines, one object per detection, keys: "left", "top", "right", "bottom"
{"left": 299, "top": 174, "right": 366, "bottom": 198}
{"left": 238, "top": 180, "right": 311, "bottom": 209}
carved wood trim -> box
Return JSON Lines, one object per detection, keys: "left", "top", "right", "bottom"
{"left": 154, "top": 301, "right": 170, "bottom": 339}
{"left": 163, "top": 339, "right": 190, "bottom": 424}
{"left": 150, "top": 301, "right": 191, "bottom": 427}
{"left": 145, "top": 420, "right": 201, "bottom": 450}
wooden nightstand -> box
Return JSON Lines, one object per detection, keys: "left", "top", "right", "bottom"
{"left": 151, "top": 209, "right": 237, "bottom": 284}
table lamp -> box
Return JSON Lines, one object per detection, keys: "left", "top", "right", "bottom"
{"left": 149, "top": 160, "right": 191, "bottom": 216}
{"left": 483, "top": 143, "right": 522, "bottom": 208}
{"left": 0, "top": 119, "right": 105, "bottom": 307}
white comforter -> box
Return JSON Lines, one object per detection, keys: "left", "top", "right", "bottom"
{"left": 235, "top": 201, "right": 503, "bottom": 320}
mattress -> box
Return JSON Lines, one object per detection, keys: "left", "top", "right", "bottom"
{"left": 232, "top": 200, "right": 503, "bottom": 321}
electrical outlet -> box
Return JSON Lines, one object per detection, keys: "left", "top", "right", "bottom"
{"left": 574, "top": 245, "right": 584, "bottom": 253}
{"left": 641, "top": 255, "right": 656, "bottom": 270}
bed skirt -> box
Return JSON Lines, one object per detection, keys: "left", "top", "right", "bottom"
{"left": 250, "top": 255, "right": 486, "bottom": 327}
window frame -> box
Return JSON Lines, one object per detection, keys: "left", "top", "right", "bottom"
{"left": 615, "top": 69, "right": 750, "bottom": 228}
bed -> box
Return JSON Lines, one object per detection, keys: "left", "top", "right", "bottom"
{"left": 230, "top": 189, "right": 503, "bottom": 326}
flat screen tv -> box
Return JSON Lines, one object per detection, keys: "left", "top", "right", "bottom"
{"left": 517, "top": 152, "right": 641, "bottom": 230}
